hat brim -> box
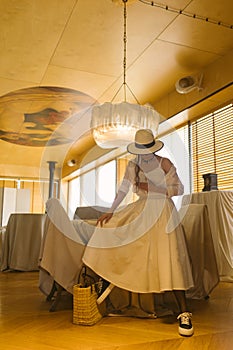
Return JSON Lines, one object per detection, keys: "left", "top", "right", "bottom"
{"left": 127, "top": 140, "right": 164, "bottom": 155}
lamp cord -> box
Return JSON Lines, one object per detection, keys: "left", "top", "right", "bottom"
{"left": 111, "top": 0, "right": 140, "bottom": 104}
{"left": 123, "top": 0, "right": 127, "bottom": 101}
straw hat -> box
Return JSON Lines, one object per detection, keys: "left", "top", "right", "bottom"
{"left": 127, "top": 129, "right": 164, "bottom": 155}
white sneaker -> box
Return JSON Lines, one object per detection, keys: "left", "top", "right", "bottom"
{"left": 177, "top": 312, "right": 194, "bottom": 336}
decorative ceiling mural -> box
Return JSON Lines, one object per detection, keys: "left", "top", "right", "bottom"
{"left": 0, "top": 86, "right": 96, "bottom": 147}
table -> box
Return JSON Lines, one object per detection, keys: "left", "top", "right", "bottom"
{"left": 1, "top": 213, "right": 46, "bottom": 271}
{"left": 179, "top": 204, "right": 219, "bottom": 299}
{"left": 39, "top": 214, "right": 176, "bottom": 314}
{"left": 39, "top": 198, "right": 217, "bottom": 317}
{"left": 0, "top": 226, "right": 6, "bottom": 265}
{"left": 182, "top": 191, "right": 233, "bottom": 281}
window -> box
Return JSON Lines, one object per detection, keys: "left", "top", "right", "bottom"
{"left": 158, "top": 125, "right": 190, "bottom": 208}
{"left": 117, "top": 154, "right": 137, "bottom": 205}
{"left": 0, "top": 177, "right": 57, "bottom": 214}
{"left": 192, "top": 103, "right": 233, "bottom": 192}
{"left": 67, "top": 177, "right": 80, "bottom": 219}
{"left": 96, "top": 160, "right": 116, "bottom": 207}
{"left": 80, "top": 169, "right": 96, "bottom": 206}
{"left": 67, "top": 160, "right": 117, "bottom": 214}
{"left": 159, "top": 125, "right": 190, "bottom": 193}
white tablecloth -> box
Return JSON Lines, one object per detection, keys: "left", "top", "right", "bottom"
{"left": 182, "top": 191, "right": 233, "bottom": 281}
{"left": 1, "top": 213, "right": 46, "bottom": 271}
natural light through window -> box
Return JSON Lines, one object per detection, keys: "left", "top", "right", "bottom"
{"left": 96, "top": 160, "right": 116, "bottom": 207}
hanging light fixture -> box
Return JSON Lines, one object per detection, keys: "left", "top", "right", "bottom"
{"left": 91, "top": 0, "right": 161, "bottom": 149}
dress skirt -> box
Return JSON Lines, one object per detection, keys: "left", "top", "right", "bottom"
{"left": 82, "top": 194, "right": 194, "bottom": 293}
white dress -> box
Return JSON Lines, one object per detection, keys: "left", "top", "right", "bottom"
{"left": 81, "top": 158, "right": 194, "bottom": 293}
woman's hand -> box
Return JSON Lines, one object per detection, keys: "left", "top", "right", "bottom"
{"left": 96, "top": 212, "right": 113, "bottom": 227}
{"left": 137, "top": 182, "right": 148, "bottom": 192}
{"left": 138, "top": 181, "right": 167, "bottom": 195}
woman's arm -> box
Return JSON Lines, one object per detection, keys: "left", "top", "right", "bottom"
{"left": 161, "top": 158, "right": 184, "bottom": 197}
{"left": 96, "top": 190, "right": 127, "bottom": 227}
{"left": 137, "top": 182, "right": 167, "bottom": 195}
{"left": 96, "top": 162, "right": 134, "bottom": 227}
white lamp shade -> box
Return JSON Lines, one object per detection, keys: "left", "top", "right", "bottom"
{"left": 91, "top": 102, "right": 161, "bottom": 149}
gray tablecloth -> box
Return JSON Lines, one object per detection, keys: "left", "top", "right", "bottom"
{"left": 1, "top": 213, "right": 46, "bottom": 271}
{"left": 39, "top": 201, "right": 219, "bottom": 303}
{"left": 182, "top": 191, "right": 233, "bottom": 281}
{"left": 179, "top": 204, "right": 219, "bottom": 298}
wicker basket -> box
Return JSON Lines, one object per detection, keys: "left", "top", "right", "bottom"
{"left": 73, "top": 283, "right": 102, "bottom": 326}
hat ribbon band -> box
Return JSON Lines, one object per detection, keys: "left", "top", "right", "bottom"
{"left": 135, "top": 140, "right": 155, "bottom": 149}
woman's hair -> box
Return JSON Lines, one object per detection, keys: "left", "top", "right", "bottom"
{"left": 135, "top": 160, "right": 141, "bottom": 191}
{"left": 134, "top": 153, "right": 155, "bottom": 190}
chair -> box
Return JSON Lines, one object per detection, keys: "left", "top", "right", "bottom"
{"left": 178, "top": 204, "right": 219, "bottom": 299}
{"left": 73, "top": 205, "right": 109, "bottom": 220}
{"left": 40, "top": 205, "right": 109, "bottom": 312}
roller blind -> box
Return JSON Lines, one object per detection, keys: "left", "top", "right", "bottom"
{"left": 192, "top": 103, "right": 233, "bottom": 192}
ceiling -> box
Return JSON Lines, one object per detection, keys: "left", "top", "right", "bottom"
{"left": 0, "top": 0, "right": 233, "bottom": 179}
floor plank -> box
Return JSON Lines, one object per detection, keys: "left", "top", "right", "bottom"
{"left": 0, "top": 271, "right": 232, "bottom": 350}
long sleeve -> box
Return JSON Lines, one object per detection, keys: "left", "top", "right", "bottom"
{"left": 165, "top": 165, "right": 184, "bottom": 197}
{"left": 117, "top": 161, "right": 135, "bottom": 194}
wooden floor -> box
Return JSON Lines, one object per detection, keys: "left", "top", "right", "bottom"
{"left": 0, "top": 271, "right": 233, "bottom": 350}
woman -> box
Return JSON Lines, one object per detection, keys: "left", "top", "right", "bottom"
{"left": 83, "top": 129, "right": 194, "bottom": 336}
